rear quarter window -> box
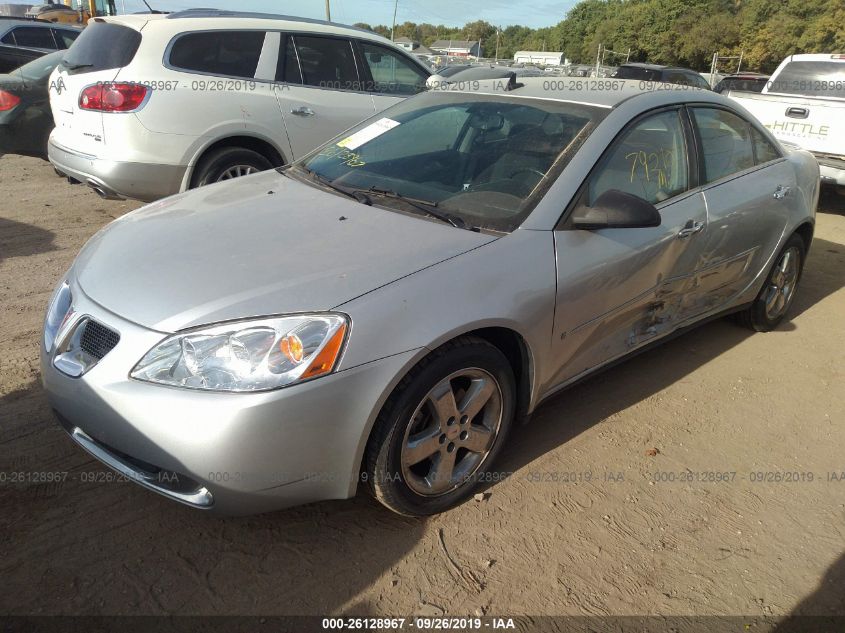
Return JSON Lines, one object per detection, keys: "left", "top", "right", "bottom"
{"left": 62, "top": 21, "right": 141, "bottom": 74}
{"left": 169, "top": 31, "right": 266, "bottom": 79}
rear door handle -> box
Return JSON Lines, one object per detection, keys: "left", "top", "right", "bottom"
{"left": 290, "top": 106, "right": 315, "bottom": 117}
{"left": 773, "top": 184, "right": 791, "bottom": 199}
{"left": 677, "top": 219, "right": 705, "bottom": 239}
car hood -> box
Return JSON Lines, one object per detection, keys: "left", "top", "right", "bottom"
{"left": 75, "top": 169, "right": 496, "bottom": 332}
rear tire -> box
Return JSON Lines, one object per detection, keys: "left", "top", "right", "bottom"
{"left": 191, "top": 147, "right": 273, "bottom": 188}
{"left": 735, "top": 234, "right": 805, "bottom": 332}
{"left": 365, "top": 336, "right": 515, "bottom": 516}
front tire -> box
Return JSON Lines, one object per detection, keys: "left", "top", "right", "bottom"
{"left": 365, "top": 336, "right": 515, "bottom": 516}
{"left": 735, "top": 234, "right": 805, "bottom": 332}
{"left": 191, "top": 147, "right": 273, "bottom": 188}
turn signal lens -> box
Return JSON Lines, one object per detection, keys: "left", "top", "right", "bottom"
{"left": 302, "top": 323, "right": 347, "bottom": 379}
{"left": 280, "top": 333, "right": 304, "bottom": 364}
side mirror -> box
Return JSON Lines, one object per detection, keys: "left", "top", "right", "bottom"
{"left": 571, "top": 189, "right": 661, "bottom": 230}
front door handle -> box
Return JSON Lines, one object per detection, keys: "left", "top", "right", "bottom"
{"left": 677, "top": 219, "right": 705, "bottom": 239}
{"left": 290, "top": 106, "right": 315, "bottom": 117}
{"left": 773, "top": 184, "right": 791, "bottom": 199}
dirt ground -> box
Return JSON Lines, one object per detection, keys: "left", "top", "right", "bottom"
{"left": 1, "top": 154, "right": 843, "bottom": 619}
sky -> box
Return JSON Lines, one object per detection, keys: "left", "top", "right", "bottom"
{"left": 9, "top": 0, "right": 579, "bottom": 28}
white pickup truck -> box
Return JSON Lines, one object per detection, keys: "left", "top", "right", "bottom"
{"left": 728, "top": 53, "right": 845, "bottom": 190}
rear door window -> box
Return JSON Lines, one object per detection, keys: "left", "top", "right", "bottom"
{"left": 62, "top": 21, "right": 141, "bottom": 74}
{"left": 613, "top": 66, "right": 661, "bottom": 82}
{"left": 751, "top": 127, "right": 781, "bottom": 164}
{"left": 169, "top": 31, "right": 266, "bottom": 78}
{"left": 52, "top": 28, "right": 80, "bottom": 50}
{"left": 692, "top": 108, "right": 755, "bottom": 183}
{"left": 9, "top": 27, "right": 57, "bottom": 49}
{"left": 290, "top": 35, "right": 359, "bottom": 90}
{"left": 359, "top": 42, "right": 427, "bottom": 95}
{"left": 275, "top": 34, "right": 302, "bottom": 83}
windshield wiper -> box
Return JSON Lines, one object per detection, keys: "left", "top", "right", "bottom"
{"left": 366, "top": 187, "right": 476, "bottom": 231}
{"left": 299, "top": 168, "right": 364, "bottom": 202}
{"left": 61, "top": 61, "right": 93, "bottom": 71}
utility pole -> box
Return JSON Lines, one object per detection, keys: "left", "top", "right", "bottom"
{"left": 325, "top": 0, "right": 330, "bottom": 21}
{"left": 391, "top": 0, "right": 398, "bottom": 41}
{"left": 494, "top": 27, "right": 500, "bottom": 63}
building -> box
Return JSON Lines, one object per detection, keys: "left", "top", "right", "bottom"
{"left": 0, "top": 3, "right": 28, "bottom": 16}
{"left": 514, "top": 51, "right": 568, "bottom": 66}
{"left": 429, "top": 39, "right": 482, "bottom": 58}
{"left": 393, "top": 36, "right": 434, "bottom": 56}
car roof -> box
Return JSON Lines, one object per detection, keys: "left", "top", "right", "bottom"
{"left": 0, "top": 18, "right": 81, "bottom": 35}
{"left": 619, "top": 62, "right": 667, "bottom": 70}
{"left": 447, "top": 76, "right": 720, "bottom": 109}
{"left": 100, "top": 10, "right": 392, "bottom": 43}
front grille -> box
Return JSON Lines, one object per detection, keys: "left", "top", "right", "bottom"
{"left": 79, "top": 320, "right": 120, "bottom": 360}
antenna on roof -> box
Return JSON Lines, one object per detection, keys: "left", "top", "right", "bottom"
{"left": 141, "top": 0, "right": 154, "bottom": 12}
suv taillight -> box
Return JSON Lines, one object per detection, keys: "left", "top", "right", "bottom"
{"left": 79, "top": 82, "right": 148, "bottom": 112}
{"left": 0, "top": 89, "right": 20, "bottom": 111}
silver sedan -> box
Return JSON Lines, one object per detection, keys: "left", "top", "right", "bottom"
{"left": 41, "top": 79, "right": 819, "bottom": 515}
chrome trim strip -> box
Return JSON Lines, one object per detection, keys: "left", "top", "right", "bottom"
{"left": 69, "top": 426, "right": 214, "bottom": 508}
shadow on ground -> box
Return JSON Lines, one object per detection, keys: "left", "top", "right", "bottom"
{"left": 0, "top": 217, "right": 56, "bottom": 264}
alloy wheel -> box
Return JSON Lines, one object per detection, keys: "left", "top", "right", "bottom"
{"left": 400, "top": 368, "right": 503, "bottom": 496}
{"left": 764, "top": 246, "right": 801, "bottom": 320}
{"left": 217, "top": 165, "right": 259, "bottom": 180}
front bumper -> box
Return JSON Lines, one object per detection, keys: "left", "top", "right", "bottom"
{"left": 47, "top": 139, "right": 187, "bottom": 202}
{"left": 41, "top": 283, "right": 417, "bottom": 515}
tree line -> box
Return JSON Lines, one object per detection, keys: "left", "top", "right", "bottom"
{"left": 355, "top": 0, "right": 845, "bottom": 73}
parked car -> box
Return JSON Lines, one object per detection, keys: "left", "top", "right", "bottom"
{"left": 612, "top": 63, "right": 712, "bottom": 89}
{"left": 714, "top": 72, "right": 769, "bottom": 94}
{"left": 42, "top": 78, "right": 818, "bottom": 516}
{"left": 0, "top": 49, "right": 62, "bottom": 158}
{"left": 25, "top": 3, "right": 89, "bottom": 24}
{"left": 0, "top": 17, "right": 79, "bottom": 73}
{"left": 727, "top": 54, "right": 845, "bottom": 191}
{"left": 47, "top": 9, "right": 431, "bottom": 202}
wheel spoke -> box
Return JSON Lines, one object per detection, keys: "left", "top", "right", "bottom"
{"left": 428, "top": 448, "right": 458, "bottom": 493}
{"left": 462, "top": 425, "right": 495, "bottom": 454}
{"left": 764, "top": 285, "right": 779, "bottom": 314}
{"left": 403, "top": 426, "right": 442, "bottom": 467}
{"left": 429, "top": 380, "right": 459, "bottom": 427}
{"left": 780, "top": 250, "right": 792, "bottom": 275}
{"left": 458, "top": 377, "right": 495, "bottom": 422}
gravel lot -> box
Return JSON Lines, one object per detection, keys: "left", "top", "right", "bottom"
{"left": 1, "top": 154, "right": 844, "bottom": 618}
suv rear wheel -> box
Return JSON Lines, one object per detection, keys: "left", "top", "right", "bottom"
{"left": 192, "top": 147, "right": 273, "bottom": 188}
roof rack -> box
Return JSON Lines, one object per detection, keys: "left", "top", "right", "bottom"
{"left": 0, "top": 16, "right": 52, "bottom": 23}
{"left": 165, "top": 8, "right": 374, "bottom": 35}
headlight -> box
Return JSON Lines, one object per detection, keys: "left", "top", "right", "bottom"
{"left": 44, "top": 281, "right": 73, "bottom": 352}
{"left": 131, "top": 314, "right": 348, "bottom": 392}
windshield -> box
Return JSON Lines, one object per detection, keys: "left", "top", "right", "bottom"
{"left": 16, "top": 50, "right": 64, "bottom": 81}
{"left": 299, "top": 92, "right": 604, "bottom": 232}
{"left": 770, "top": 61, "right": 845, "bottom": 99}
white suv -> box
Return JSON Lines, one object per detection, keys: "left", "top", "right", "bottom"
{"left": 47, "top": 9, "right": 431, "bottom": 201}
